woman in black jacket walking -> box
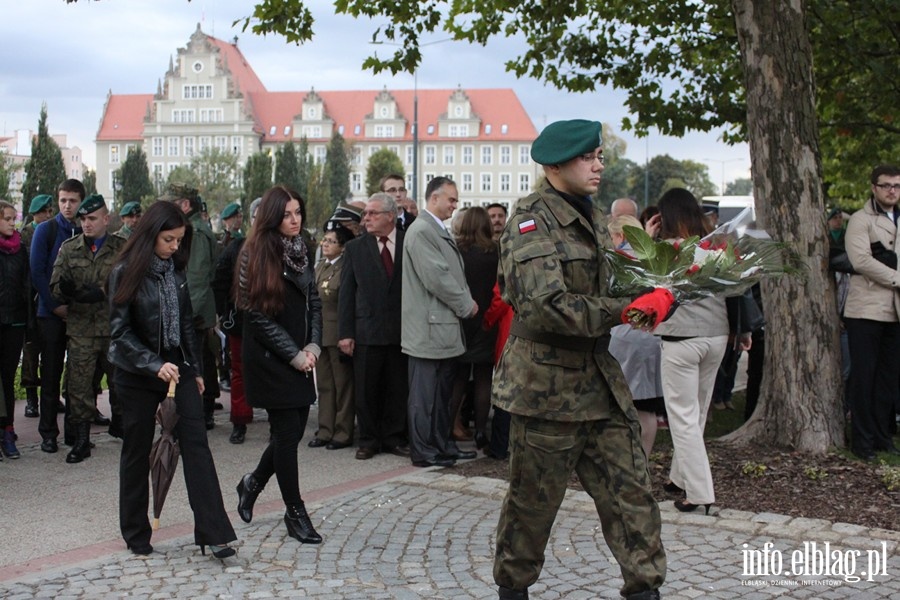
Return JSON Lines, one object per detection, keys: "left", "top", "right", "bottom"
{"left": 108, "top": 201, "right": 236, "bottom": 558}
{"left": 234, "top": 185, "right": 323, "bottom": 544}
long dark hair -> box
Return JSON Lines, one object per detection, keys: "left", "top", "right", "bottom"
{"left": 236, "top": 185, "right": 305, "bottom": 316}
{"left": 456, "top": 206, "right": 496, "bottom": 253}
{"left": 657, "top": 188, "right": 711, "bottom": 239}
{"left": 112, "top": 201, "right": 192, "bottom": 305}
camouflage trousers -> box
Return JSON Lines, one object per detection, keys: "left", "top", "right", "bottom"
{"left": 66, "top": 336, "right": 120, "bottom": 424}
{"left": 494, "top": 407, "right": 666, "bottom": 596}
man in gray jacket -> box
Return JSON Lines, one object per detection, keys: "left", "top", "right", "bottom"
{"left": 401, "top": 176, "right": 478, "bottom": 467}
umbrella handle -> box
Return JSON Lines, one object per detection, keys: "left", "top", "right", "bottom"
{"left": 152, "top": 517, "right": 160, "bottom": 530}
{"left": 167, "top": 379, "right": 177, "bottom": 397}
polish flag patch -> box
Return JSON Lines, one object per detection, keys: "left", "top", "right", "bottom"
{"left": 518, "top": 219, "right": 537, "bottom": 234}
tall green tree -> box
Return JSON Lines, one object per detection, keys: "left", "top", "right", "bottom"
{"left": 304, "top": 162, "right": 332, "bottom": 233}
{"left": 296, "top": 137, "right": 313, "bottom": 198}
{"left": 82, "top": 168, "right": 97, "bottom": 196}
{"left": 366, "top": 148, "right": 404, "bottom": 195}
{"left": 243, "top": 151, "right": 273, "bottom": 203}
{"left": 166, "top": 165, "right": 200, "bottom": 190}
{"left": 725, "top": 178, "right": 753, "bottom": 196}
{"left": 0, "top": 154, "right": 13, "bottom": 202}
{"left": 325, "top": 132, "right": 351, "bottom": 207}
{"left": 21, "top": 103, "right": 65, "bottom": 215}
{"left": 595, "top": 157, "right": 638, "bottom": 212}
{"left": 627, "top": 155, "right": 714, "bottom": 204}
{"left": 274, "top": 141, "right": 302, "bottom": 193}
{"left": 190, "top": 147, "right": 241, "bottom": 216}
{"left": 118, "top": 146, "right": 154, "bottom": 208}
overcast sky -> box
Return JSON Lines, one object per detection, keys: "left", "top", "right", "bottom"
{"left": 1, "top": 0, "right": 751, "bottom": 193}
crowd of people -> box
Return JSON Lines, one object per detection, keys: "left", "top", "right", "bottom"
{"left": 1, "top": 118, "right": 897, "bottom": 600}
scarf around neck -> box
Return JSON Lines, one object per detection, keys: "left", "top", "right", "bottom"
{"left": 150, "top": 255, "right": 181, "bottom": 350}
{"left": 0, "top": 230, "right": 22, "bottom": 254}
{"left": 281, "top": 235, "right": 308, "bottom": 273}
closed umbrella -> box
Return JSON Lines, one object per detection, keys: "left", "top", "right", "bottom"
{"left": 150, "top": 380, "right": 180, "bottom": 530}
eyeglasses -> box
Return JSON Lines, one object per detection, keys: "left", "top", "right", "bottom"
{"left": 320, "top": 238, "right": 340, "bottom": 245}
{"left": 578, "top": 153, "right": 605, "bottom": 165}
{"left": 875, "top": 183, "right": 900, "bottom": 192}
{"left": 361, "top": 210, "right": 392, "bottom": 217}
{"left": 385, "top": 187, "right": 407, "bottom": 194}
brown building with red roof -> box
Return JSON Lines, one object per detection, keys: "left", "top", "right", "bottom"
{"left": 95, "top": 25, "right": 540, "bottom": 214}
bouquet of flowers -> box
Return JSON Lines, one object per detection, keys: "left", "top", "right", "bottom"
{"left": 604, "top": 208, "right": 805, "bottom": 330}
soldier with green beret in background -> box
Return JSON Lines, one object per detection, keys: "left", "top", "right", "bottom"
{"left": 50, "top": 194, "right": 126, "bottom": 463}
{"left": 492, "top": 119, "right": 666, "bottom": 600}
{"left": 219, "top": 202, "right": 244, "bottom": 248}
{"left": 115, "top": 201, "right": 142, "bottom": 240}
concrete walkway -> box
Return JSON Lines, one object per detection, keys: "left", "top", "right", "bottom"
{"left": 1, "top": 393, "right": 898, "bottom": 599}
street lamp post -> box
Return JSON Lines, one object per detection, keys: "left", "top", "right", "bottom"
{"left": 704, "top": 157, "right": 744, "bottom": 195}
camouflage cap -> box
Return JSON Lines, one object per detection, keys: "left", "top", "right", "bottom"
{"left": 531, "top": 119, "right": 602, "bottom": 166}
{"left": 222, "top": 202, "right": 242, "bottom": 219}
{"left": 28, "top": 194, "right": 54, "bottom": 214}
{"left": 77, "top": 194, "right": 107, "bottom": 217}
{"left": 119, "top": 201, "right": 142, "bottom": 217}
{"left": 160, "top": 182, "right": 199, "bottom": 203}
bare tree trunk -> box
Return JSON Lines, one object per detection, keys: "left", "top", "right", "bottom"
{"left": 723, "top": 0, "right": 844, "bottom": 452}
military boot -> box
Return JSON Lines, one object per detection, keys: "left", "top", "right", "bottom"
{"left": 66, "top": 422, "right": 92, "bottom": 464}
{"left": 498, "top": 587, "right": 528, "bottom": 599}
{"left": 24, "top": 388, "right": 39, "bottom": 418}
{"left": 625, "top": 591, "right": 661, "bottom": 600}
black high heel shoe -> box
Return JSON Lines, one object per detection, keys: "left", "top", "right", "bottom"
{"left": 674, "top": 498, "right": 712, "bottom": 515}
{"left": 236, "top": 473, "right": 263, "bottom": 524}
{"left": 662, "top": 481, "right": 684, "bottom": 495}
{"left": 285, "top": 502, "right": 323, "bottom": 544}
{"left": 201, "top": 544, "right": 236, "bottom": 559}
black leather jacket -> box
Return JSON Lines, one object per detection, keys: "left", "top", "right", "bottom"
{"left": 107, "top": 262, "right": 202, "bottom": 379}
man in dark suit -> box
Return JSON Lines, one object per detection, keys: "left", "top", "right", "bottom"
{"left": 338, "top": 193, "right": 410, "bottom": 460}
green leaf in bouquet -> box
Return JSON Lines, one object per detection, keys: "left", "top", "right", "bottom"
{"left": 648, "top": 240, "right": 678, "bottom": 275}
{"left": 623, "top": 225, "right": 656, "bottom": 261}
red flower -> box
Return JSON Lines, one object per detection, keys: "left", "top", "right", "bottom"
{"left": 699, "top": 240, "right": 712, "bottom": 250}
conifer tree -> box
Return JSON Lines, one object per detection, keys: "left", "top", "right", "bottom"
{"left": 21, "top": 103, "right": 66, "bottom": 215}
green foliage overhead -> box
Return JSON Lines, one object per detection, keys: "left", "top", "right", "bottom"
{"left": 21, "top": 103, "right": 66, "bottom": 216}
{"left": 628, "top": 154, "right": 716, "bottom": 205}
{"left": 366, "top": 148, "right": 404, "bottom": 196}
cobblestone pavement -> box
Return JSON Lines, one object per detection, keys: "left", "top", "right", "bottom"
{"left": 3, "top": 469, "right": 899, "bottom": 599}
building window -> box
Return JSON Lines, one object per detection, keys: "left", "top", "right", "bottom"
{"left": 231, "top": 136, "right": 242, "bottom": 156}
{"left": 182, "top": 84, "right": 213, "bottom": 99}
{"left": 461, "top": 173, "right": 473, "bottom": 193}
{"left": 199, "top": 137, "right": 211, "bottom": 153}
{"left": 109, "top": 145, "right": 120, "bottom": 164}
{"left": 519, "top": 145, "right": 531, "bottom": 165}
{"left": 314, "top": 146, "right": 326, "bottom": 164}
{"left": 500, "top": 173, "right": 511, "bottom": 193}
{"left": 481, "top": 173, "right": 492, "bottom": 193}
{"left": 405, "top": 145, "right": 414, "bottom": 165}
{"left": 443, "top": 146, "right": 455, "bottom": 165}
{"left": 152, "top": 163, "right": 164, "bottom": 184}
{"left": 481, "top": 146, "right": 493, "bottom": 165}
{"left": 424, "top": 145, "right": 436, "bottom": 165}
{"left": 302, "top": 125, "right": 322, "bottom": 138}
{"left": 168, "top": 137, "right": 179, "bottom": 157}
{"left": 427, "top": 124, "right": 435, "bottom": 135}
{"left": 519, "top": 173, "right": 531, "bottom": 193}
{"left": 388, "top": 145, "right": 400, "bottom": 156}
{"left": 152, "top": 137, "right": 163, "bottom": 157}
{"left": 184, "top": 137, "right": 195, "bottom": 158}
{"left": 462, "top": 145, "right": 474, "bottom": 165}
{"left": 448, "top": 124, "right": 469, "bottom": 137}
{"left": 374, "top": 124, "right": 395, "bottom": 138}
{"left": 485, "top": 124, "right": 493, "bottom": 135}
{"left": 405, "top": 173, "right": 413, "bottom": 192}
{"left": 199, "top": 108, "right": 223, "bottom": 123}
{"left": 353, "top": 125, "right": 361, "bottom": 136}
{"left": 500, "top": 145, "right": 512, "bottom": 165}
{"left": 172, "top": 109, "right": 195, "bottom": 124}
{"left": 351, "top": 147, "right": 362, "bottom": 166}
{"left": 215, "top": 136, "right": 228, "bottom": 152}
{"left": 368, "top": 146, "right": 381, "bottom": 157}
{"left": 501, "top": 124, "right": 509, "bottom": 135}
{"left": 424, "top": 172, "right": 435, "bottom": 187}
{"left": 351, "top": 172, "right": 362, "bottom": 192}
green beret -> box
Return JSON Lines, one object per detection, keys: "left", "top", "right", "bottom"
{"left": 222, "top": 203, "right": 242, "bottom": 220}
{"left": 77, "top": 194, "right": 106, "bottom": 217}
{"left": 119, "top": 201, "right": 142, "bottom": 217}
{"left": 28, "top": 194, "right": 53, "bottom": 214}
{"left": 531, "top": 119, "right": 603, "bottom": 166}
{"left": 826, "top": 207, "right": 842, "bottom": 220}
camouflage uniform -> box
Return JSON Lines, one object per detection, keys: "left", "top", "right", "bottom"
{"left": 50, "top": 233, "right": 125, "bottom": 425}
{"left": 492, "top": 182, "right": 666, "bottom": 597}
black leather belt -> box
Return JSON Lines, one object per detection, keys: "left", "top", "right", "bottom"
{"left": 509, "top": 321, "right": 610, "bottom": 354}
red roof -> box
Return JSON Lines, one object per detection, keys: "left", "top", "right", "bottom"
{"left": 209, "top": 37, "right": 266, "bottom": 97}
{"left": 96, "top": 94, "right": 154, "bottom": 141}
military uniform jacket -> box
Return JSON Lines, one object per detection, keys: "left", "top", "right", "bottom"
{"left": 50, "top": 233, "right": 125, "bottom": 338}
{"left": 492, "top": 183, "right": 634, "bottom": 421}
{"left": 186, "top": 214, "right": 219, "bottom": 329}
{"left": 316, "top": 256, "right": 344, "bottom": 348}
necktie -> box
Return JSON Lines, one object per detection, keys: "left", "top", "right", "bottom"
{"left": 379, "top": 236, "right": 394, "bottom": 278}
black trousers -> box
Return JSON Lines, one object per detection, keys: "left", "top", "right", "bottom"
{"left": 845, "top": 318, "right": 900, "bottom": 455}
{"left": 117, "top": 372, "right": 236, "bottom": 549}
{"left": 37, "top": 317, "right": 67, "bottom": 440}
{"left": 354, "top": 344, "right": 408, "bottom": 451}
{"left": 252, "top": 406, "right": 311, "bottom": 506}
{"left": 0, "top": 325, "right": 26, "bottom": 427}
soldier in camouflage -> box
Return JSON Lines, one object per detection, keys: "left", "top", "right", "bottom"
{"left": 50, "top": 194, "right": 125, "bottom": 463}
{"left": 492, "top": 120, "right": 666, "bottom": 600}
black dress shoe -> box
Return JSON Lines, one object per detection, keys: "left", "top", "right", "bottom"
{"left": 41, "top": 438, "right": 58, "bottom": 453}
{"left": 355, "top": 447, "right": 377, "bottom": 460}
{"left": 229, "top": 424, "right": 246, "bottom": 444}
{"left": 127, "top": 543, "right": 154, "bottom": 556}
{"left": 307, "top": 438, "right": 328, "bottom": 448}
{"left": 412, "top": 457, "right": 456, "bottom": 468}
{"left": 498, "top": 585, "right": 529, "bottom": 599}
{"left": 441, "top": 450, "right": 477, "bottom": 460}
{"left": 384, "top": 445, "right": 410, "bottom": 457}
{"left": 625, "top": 590, "right": 660, "bottom": 600}
{"left": 326, "top": 440, "right": 352, "bottom": 450}
{"left": 93, "top": 411, "right": 111, "bottom": 426}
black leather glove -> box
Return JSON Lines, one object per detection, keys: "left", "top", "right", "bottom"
{"left": 74, "top": 284, "right": 105, "bottom": 304}
{"left": 59, "top": 277, "right": 78, "bottom": 299}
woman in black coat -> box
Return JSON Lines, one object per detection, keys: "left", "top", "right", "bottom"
{"left": 108, "top": 201, "right": 236, "bottom": 558}
{"left": 234, "top": 185, "right": 324, "bottom": 544}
